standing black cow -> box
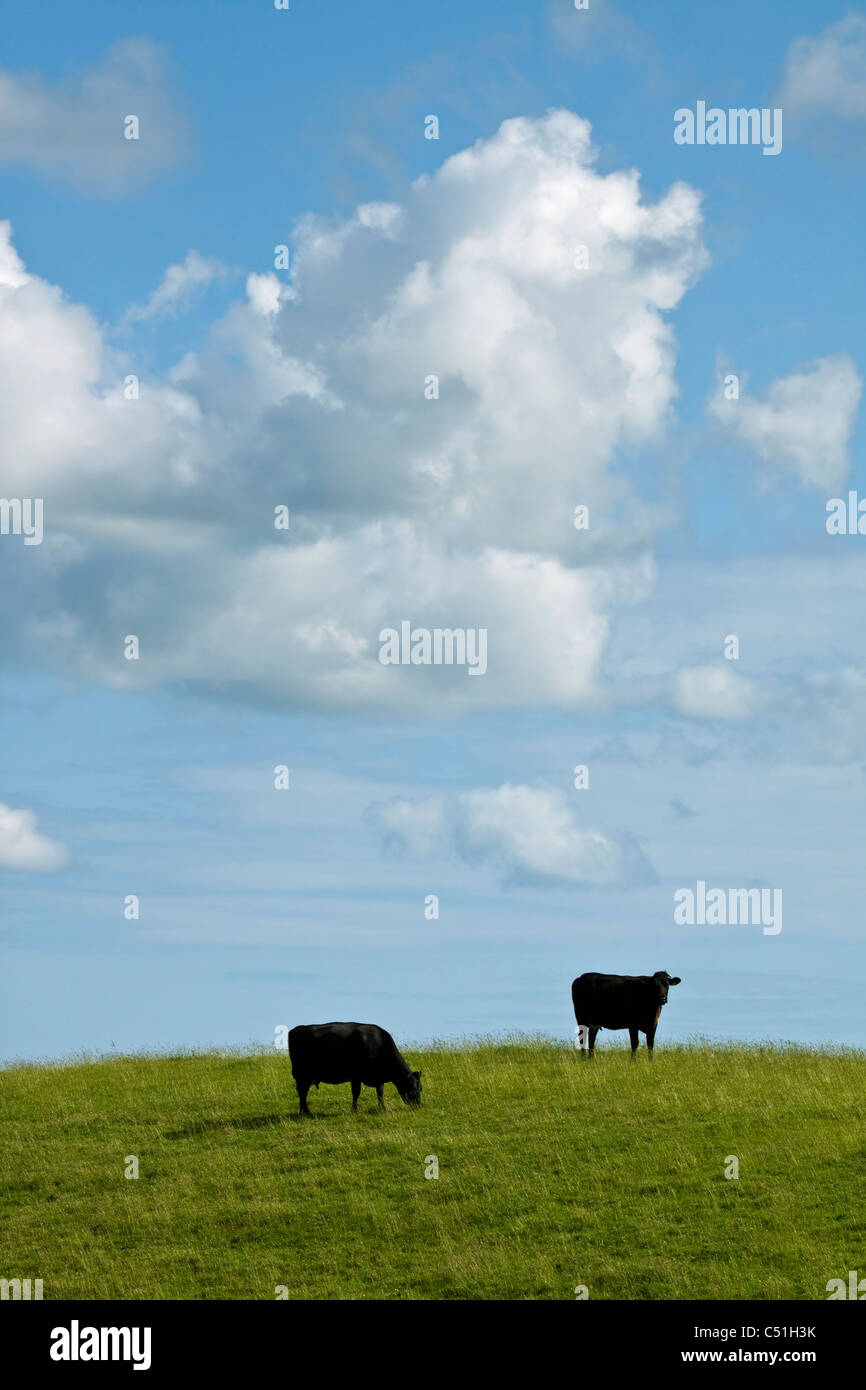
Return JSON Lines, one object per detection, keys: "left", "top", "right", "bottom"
{"left": 572, "top": 972, "right": 681, "bottom": 1059}
{"left": 288, "top": 1022, "right": 422, "bottom": 1116}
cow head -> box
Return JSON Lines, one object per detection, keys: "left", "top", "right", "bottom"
{"left": 653, "top": 971, "right": 682, "bottom": 1004}
{"left": 400, "top": 1070, "right": 423, "bottom": 1108}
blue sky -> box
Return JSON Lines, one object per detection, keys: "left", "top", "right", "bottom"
{"left": 2, "top": 0, "right": 865, "bottom": 1061}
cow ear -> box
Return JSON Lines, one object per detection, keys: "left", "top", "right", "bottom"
{"left": 670, "top": 977, "right": 681, "bottom": 985}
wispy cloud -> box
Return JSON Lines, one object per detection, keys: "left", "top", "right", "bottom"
{"left": 124, "top": 250, "right": 225, "bottom": 323}
{"left": 709, "top": 355, "right": 861, "bottom": 491}
{"left": 0, "top": 39, "right": 191, "bottom": 192}
{"left": 370, "top": 783, "right": 655, "bottom": 889}
{"left": 779, "top": 14, "right": 866, "bottom": 123}
{"left": 673, "top": 663, "right": 761, "bottom": 722}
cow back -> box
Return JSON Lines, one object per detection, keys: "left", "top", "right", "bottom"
{"left": 288, "top": 1022, "right": 403, "bottom": 1084}
{"left": 571, "top": 973, "right": 661, "bottom": 1029}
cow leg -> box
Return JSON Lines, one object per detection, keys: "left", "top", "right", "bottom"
{"left": 646, "top": 1025, "right": 656, "bottom": 1059}
{"left": 629, "top": 1026, "right": 640, "bottom": 1059}
{"left": 376, "top": 1084, "right": 386, "bottom": 1111}
{"left": 588, "top": 1027, "right": 599, "bottom": 1060}
{"left": 351, "top": 1078, "right": 361, "bottom": 1112}
{"left": 296, "top": 1080, "right": 312, "bottom": 1117}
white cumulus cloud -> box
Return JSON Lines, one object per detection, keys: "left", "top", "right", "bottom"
{"left": 0, "top": 110, "right": 708, "bottom": 715}
{"left": 0, "top": 803, "right": 69, "bottom": 871}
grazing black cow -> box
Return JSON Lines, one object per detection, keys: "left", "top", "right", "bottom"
{"left": 288, "top": 1022, "right": 422, "bottom": 1116}
{"left": 572, "top": 971, "right": 681, "bottom": 1059}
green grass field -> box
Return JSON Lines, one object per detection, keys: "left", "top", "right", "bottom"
{"left": 1, "top": 1038, "right": 863, "bottom": 1300}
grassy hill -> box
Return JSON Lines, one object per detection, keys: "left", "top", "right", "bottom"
{"left": 1, "top": 1038, "right": 863, "bottom": 1300}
